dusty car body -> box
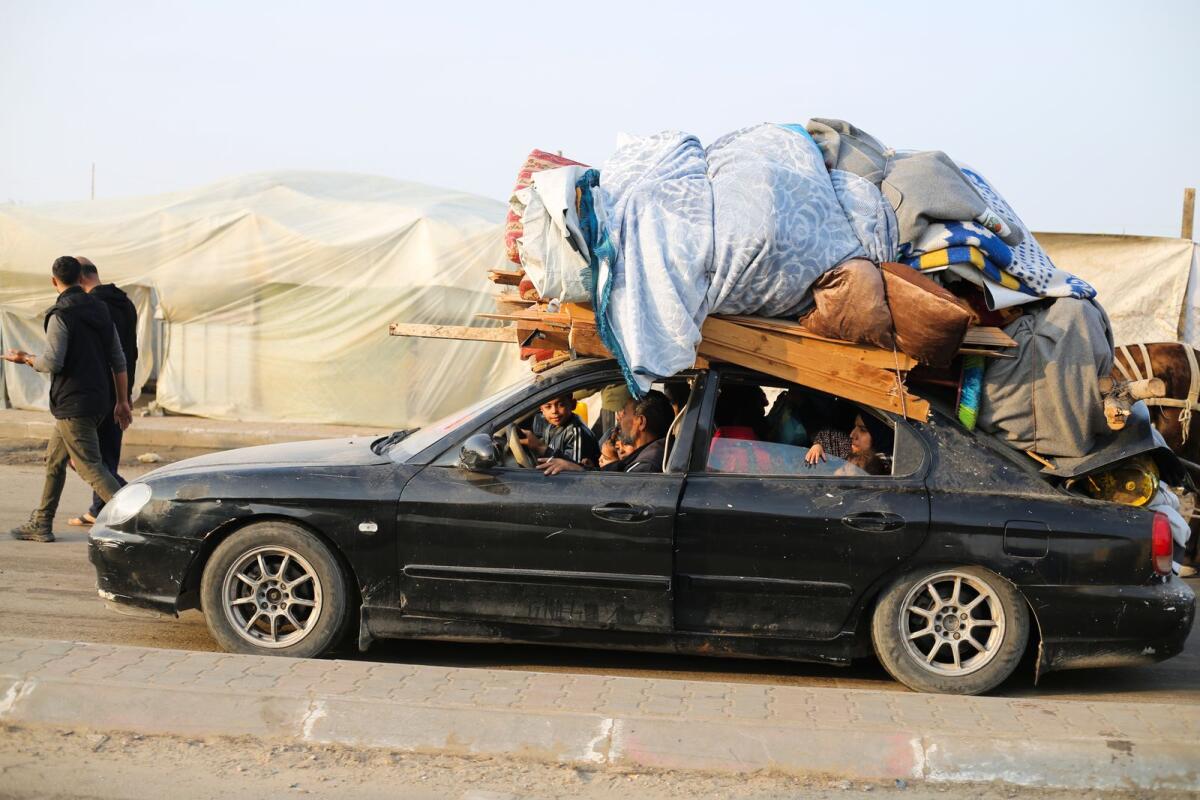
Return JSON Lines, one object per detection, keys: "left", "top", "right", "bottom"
{"left": 90, "top": 358, "right": 1195, "bottom": 694}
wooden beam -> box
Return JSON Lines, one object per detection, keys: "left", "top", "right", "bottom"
{"left": 699, "top": 318, "right": 929, "bottom": 421}
{"left": 494, "top": 293, "right": 535, "bottom": 315}
{"left": 699, "top": 339, "right": 928, "bottom": 421}
{"left": 962, "top": 327, "right": 1017, "bottom": 348}
{"left": 531, "top": 353, "right": 570, "bottom": 373}
{"left": 389, "top": 323, "right": 518, "bottom": 343}
{"left": 487, "top": 269, "right": 524, "bottom": 286}
{"left": 958, "top": 347, "right": 1015, "bottom": 358}
{"left": 1184, "top": 187, "right": 1196, "bottom": 241}
{"left": 711, "top": 316, "right": 917, "bottom": 370}
{"left": 716, "top": 314, "right": 1014, "bottom": 358}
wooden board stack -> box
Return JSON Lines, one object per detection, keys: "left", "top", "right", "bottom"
{"left": 389, "top": 273, "right": 1018, "bottom": 423}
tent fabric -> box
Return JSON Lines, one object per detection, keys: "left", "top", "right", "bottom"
{"left": 1036, "top": 233, "right": 1199, "bottom": 347}
{"left": 0, "top": 171, "right": 526, "bottom": 428}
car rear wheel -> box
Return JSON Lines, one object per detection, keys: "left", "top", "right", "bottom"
{"left": 871, "top": 565, "right": 1029, "bottom": 695}
{"left": 200, "top": 521, "right": 350, "bottom": 658}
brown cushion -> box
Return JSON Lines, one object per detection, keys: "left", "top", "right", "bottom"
{"left": 798, "top": 259, "right": 895, "bottom": 348}
{"left": 881, "top": 262, "right": 972, "bottom": 367}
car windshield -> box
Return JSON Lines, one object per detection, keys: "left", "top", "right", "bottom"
{"left": 382, "top": 373, "right": 537, "bottom": 462}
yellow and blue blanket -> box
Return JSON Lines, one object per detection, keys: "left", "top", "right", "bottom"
{"left": 903, "top": 245, "right": 1039, "bottom": 298}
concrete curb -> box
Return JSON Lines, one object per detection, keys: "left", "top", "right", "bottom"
{"left": 1, "top": 638, "right": 1197, "bottom": 790}
{"left": 0, "top": 411, "right": 389, "bottom": 451}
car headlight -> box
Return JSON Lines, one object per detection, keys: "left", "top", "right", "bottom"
{"left": 96, "top": 483, "right": 153, "bottom": 526}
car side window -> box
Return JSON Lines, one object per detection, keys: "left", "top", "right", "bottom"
{"left": 704, "top": 377, "right": 896, "bottom": 478}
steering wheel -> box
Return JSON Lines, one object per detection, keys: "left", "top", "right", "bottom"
{"left": 504, "top": 424, "right": 538, "bottom": 469}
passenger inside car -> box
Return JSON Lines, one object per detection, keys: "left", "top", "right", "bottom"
{"left": 539, "top": 390, "right": 674, "bottom": 475}
{"left": 764, "top": 389, "right": 811, "bottom": 447}
{"left": 803, "top": 397, "right": 856, "bottom": 466}
{"left": 848, "top": 413, "right": 894, "bottom": 475}
{"left": 518, "top": 391, "right": 601, "bottom": 467}
{"left": 706, "top": 378, "right": 896, "bottom": 478}
{"left": 708, "top": 383, "right": 774, "bottom": 473}
{"left": 589, "top": 383, "right": 631, "bottom": 444}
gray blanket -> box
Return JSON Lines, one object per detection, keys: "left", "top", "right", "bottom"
{"left": 977, "top": 298, "right": 1115, "bottom": 457}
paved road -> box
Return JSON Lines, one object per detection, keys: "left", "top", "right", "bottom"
{"left": 2, "top": 459, "right": 1196, "bottom": 704}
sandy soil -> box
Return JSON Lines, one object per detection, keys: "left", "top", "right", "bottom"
{"left": 0, "top": 723, "right": 1182, "bottom": 800}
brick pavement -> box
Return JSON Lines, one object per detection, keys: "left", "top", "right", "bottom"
{"left": 0, "top": 636, "right": 1197, "bottom": 790}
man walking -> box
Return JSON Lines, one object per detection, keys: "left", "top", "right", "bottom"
{"left": 2, "top": 256, "right": 132, "bottom": 542}
{"left": 70, "top": 257, "right": 138, "bottom": 526}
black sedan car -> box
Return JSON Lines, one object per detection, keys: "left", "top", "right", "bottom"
{"left": 90, "top": 358, "right": 1195, "bottom": 694}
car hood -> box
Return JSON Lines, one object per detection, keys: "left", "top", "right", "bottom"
{"left": 145, "top": 437, "right": 391, "bottom": 477}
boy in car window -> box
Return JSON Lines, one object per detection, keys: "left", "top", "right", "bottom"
{"left": 519, "top": 392, "right": 600, "bottom": 467}
{"left": 539, "top": 391, "right": 673, "bottom": 475}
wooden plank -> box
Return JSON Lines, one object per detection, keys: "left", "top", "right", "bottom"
{"left": 720, "top": 314, "right": 1015, "bottom": 355}
{"left": 530, "top": 353, "right": 570, "bottom": 373}
{"left": 477, "top": 311, "right": 570, "bottom": 327}
{"left": 699, "top": 319, "right": 929, "bottom": 421}
{"left": 712, "top": 315, "right": 917, "bottom": 370}
{"left": 962, "top": 327, "right": 1017, "bottom": 348}
{"left": 389, "top": 323, "right": 518, "bottom": 343}
{"left": 494, "top": 293, "right": 535, "bottom": 315}
{"left": 703, "top": 318, "right": 904, "bottom": 391}
{"left": 487, "top": 269, "right": 524, "bottom": 286}
{"left": 699, "top": 340, "right": 929, "bottom": 421}
{"left": 958, "top": 347, "right": 1016, "bottom": 359}
{"left": 568, "top": 323, "right": 612, "bottom": 358}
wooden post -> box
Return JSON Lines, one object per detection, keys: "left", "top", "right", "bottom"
{"left": 1184, "top": 187, "right": 1196, "bottom": 240}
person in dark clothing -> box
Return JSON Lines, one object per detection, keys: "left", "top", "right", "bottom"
{"left": 539, "top": 390, "right": 673, "bottom": 475}
{"left": 70, "top": 258, "right": 138, "bottom": 525}
{"left": 518, "top": 392, "right": 600, "bottom": 466}
{"left": 2, "top": 256, "right": 132, "bottom": 542}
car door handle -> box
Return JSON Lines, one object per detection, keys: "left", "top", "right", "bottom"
{"left": 841, "top": 512, "right": 905, "bottom": 532}
{"left": 591, "top": 502, "right": 654, "bottom": 523}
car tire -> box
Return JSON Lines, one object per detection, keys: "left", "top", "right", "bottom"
{"left": 200, "top": 521, "right": 350, "bottom": 658}
{"left": 871, "top": 565, "right": 1029, "bottom": 695}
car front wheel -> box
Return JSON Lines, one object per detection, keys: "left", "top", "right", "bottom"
{"left": 871, "top": 565, "right": 1029, "bottom": 695}
{"left": 200, "top": 521, "right": 350, "bottom": 658}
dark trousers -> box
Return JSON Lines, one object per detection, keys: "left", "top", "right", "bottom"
{"left": 88, "top": 411, "right": 127, "bottom": 517}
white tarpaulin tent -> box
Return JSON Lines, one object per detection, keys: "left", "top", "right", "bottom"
{"left": 0, "top": 171, "right": 525, "bottom": 428}
{"left": 1038, "top": 233, "right": 1200, "bottom": 347}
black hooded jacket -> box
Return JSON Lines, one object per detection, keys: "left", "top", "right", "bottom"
{"left": 89, "top": 283, "right": 138, "bottom": 398}
{"left": 42, "top": 286, "right": 117, "bottom": 419}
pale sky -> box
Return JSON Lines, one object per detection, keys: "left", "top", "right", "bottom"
{"left": 2, "top": 0, "right": 1198, "bottom": 237}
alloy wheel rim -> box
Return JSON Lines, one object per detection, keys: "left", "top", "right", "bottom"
{"left": 221, "top": 545, "right": 322, "bottom": 649}
{"left": 898, "top": 571, "right": 1006, "bottom": 677}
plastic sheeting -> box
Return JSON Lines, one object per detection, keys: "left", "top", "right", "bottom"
{"left": 1037, "top": 233, "right": 1199, "bottom": 347}
{"left": 0, "top": 171, "right": 526, "bottom": 428}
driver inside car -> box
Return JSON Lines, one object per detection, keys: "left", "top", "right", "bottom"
{"left": 518, "top": 392, "right": 600, "bottom": 468}
{"left": 539, "top": 391, "right": 673, "bottom": 475}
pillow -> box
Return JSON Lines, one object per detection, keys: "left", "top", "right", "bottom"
{"left": 797, "top": 259, "right": 895, "bottom": 348}
{"left": 881, "top": 262, "right": 972, "bottom": 367}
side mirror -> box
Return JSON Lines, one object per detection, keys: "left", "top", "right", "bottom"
{"left": 458, "top": 434, "right": 499, "bottom": 472}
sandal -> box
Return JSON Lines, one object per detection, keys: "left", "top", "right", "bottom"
{"left": 68, "top": 513, "right": 96, "bottom": 527}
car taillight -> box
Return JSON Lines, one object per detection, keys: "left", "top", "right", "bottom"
{"left": 1152, "top": 512, "right": 1173, "bottom": 576}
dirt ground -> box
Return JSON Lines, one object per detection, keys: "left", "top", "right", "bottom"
{"left": 0, "top": 723, "right": 1187, "bottom": 800}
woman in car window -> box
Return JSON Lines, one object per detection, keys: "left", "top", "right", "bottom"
{"left": 847, "top": 413, "right": 893, "bottom": 476}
